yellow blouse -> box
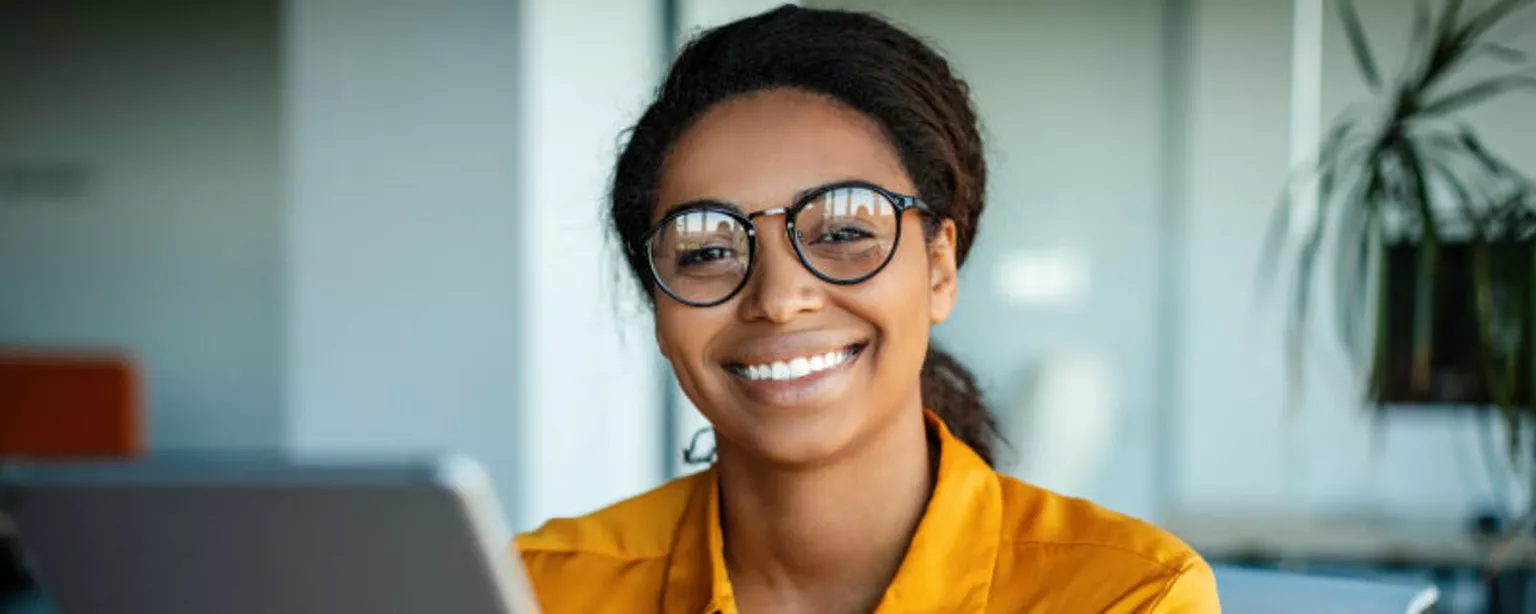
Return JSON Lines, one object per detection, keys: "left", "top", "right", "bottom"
{"left": 515, "top": 412, "right": 1221, "bottom": 613}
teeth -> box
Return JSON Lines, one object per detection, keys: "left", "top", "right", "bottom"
{"left": 737, "top": 347, "right": 855, "bottom": 382}
{"left": 789, "top": 357, "right": 810, "bottom": 378}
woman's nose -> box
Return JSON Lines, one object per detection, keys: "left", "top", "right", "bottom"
{"left": 737, "top": 219, "right": 824, "bottom": 323}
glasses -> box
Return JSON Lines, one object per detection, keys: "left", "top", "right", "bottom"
{"left": 639, "top": 181, "right": 933, "bottom": 307}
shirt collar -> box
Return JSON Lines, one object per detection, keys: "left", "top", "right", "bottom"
{"left": 661, "top": 410, "right": 1002, "bottom": 614}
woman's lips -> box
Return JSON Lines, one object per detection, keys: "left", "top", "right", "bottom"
{"left": 724, "top": 343, "right": 862, "bottom": 381}
{"left": 722, "top": 342, "right": 866, "bottom": 407}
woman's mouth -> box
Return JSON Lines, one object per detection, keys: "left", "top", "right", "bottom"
{"left": 723, "top": 342, "right": 866, "bottom": 382}
{"left": 720, "top": 342, "right": 868, "bottom": 407}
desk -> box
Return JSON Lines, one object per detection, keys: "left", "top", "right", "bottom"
{"left": 1172, "top": 514, "right": 1536, "bottom": 613}
{"left": 1168, "top": 513, "right": 1536, "bottom": 567}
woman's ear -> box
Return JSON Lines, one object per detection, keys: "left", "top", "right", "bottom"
{"left": 928, "top": 219, "right": 960, "bottom": 325}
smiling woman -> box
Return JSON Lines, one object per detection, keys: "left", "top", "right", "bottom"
{"left": 514, "top": 6, "right": 1221, "bottom": 613}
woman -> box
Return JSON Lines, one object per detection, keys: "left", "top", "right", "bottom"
{"left": 517, "top": 6, "right": 1220, "bottom": 613}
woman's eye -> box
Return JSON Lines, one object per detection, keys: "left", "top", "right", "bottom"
{"left": 814, "top": 226, "right": 875, "bottom": 244}
{"left": 678, "top": 246, "right": 736, "bottom": 267}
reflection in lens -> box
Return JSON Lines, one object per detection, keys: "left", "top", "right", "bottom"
{"left": 649, "top": 209, "right": 750, "bottom": 304}
{"left": 796, "top": 186, "right": 900, "bottom": 281}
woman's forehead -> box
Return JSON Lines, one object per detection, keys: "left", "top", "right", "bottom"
{"left": 654, "top": 89, "right": 912, "bottom": 222}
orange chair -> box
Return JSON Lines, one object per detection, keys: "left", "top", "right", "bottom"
{"left": 0, "top": 351, "right": 142, "bottom": 459}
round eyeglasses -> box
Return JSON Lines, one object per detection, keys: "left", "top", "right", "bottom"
{"left": 639, "top": 181, "right": 933, "bottom": 307}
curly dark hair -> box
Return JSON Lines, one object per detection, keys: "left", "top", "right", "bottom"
{"left": 610, "top": 5, "right": 1001, "bottom": 465}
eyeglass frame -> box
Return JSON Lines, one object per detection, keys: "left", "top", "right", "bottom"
{"left": 636, "top": 180, "right": 935, "bottom": 307}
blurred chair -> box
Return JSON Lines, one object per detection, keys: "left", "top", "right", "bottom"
{"left": 0, "top": 350, "right": 143, "bottom": 605}
{"left": 0, "top": 351, "right": 142, "bottom": 459}
{"left": 1213, "top": 564, "right": 1438, "bottom": 614}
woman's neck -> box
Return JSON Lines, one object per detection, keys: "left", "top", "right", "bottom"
{"left": 716, "top": 403, "right": 934, "bottom": 614}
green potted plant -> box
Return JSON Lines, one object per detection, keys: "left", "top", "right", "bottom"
{"left": 1265, "top": 0, "right": 1536, "bottom": 539}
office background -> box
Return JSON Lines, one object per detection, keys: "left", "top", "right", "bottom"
{"left": 2, "top": 0, "right": 1534, "bottom": 610}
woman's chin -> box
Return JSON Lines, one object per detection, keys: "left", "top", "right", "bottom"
{"left": 726, "top": 410, "right": 867, "bottom": 469}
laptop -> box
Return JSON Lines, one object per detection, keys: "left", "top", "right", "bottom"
{"left": 4, "top": 454, "right": 540, "bottom": 614}
{"left": 1212, "top": 564, "right": 1438, "bottom": 614}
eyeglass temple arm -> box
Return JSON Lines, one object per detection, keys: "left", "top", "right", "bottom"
{"left": 899, "top": 195, "right": 932, "bottom": 214}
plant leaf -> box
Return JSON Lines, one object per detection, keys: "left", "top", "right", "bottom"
{"left": 1317, "top": 142, "right": 1349, "bottom": 216}
{"left": 1257, "top": 186, "right": 1299, "bottom": 303}
{"left": 1460, "top": 128, "right": 1519, "bottom": 178}
{"left": 1458, "top": 0, "right": 1536, "bottom": 48}
{"left": 1258, "top": 122, "right": 1360, "bottom": 299}
{"left": 1479, "top": 43, "right": 1529, "bottom": 63}
{"left": 1527, "top": 243, "right": 1536, "bottom": 430}
{"left": 1409, "top": 0, "right": 1435, "bottom": 78}
{"left": 1422, "top": 0, "right": 1535, "bottom": 93}
{"left": 1420, "top": 75, "right": 1536, "bottom": 117}
{"left": 1411, "top": 238, "right": 1440, "bottom": 394}
{"left": 1339, "top": 0, "right": 1383, "bottom": 90}
{"left": 1419, "top": 0, "right": 1472, "bottom": 92}
{"left": 1438, "top": 0, "right": 1469, "bottom": 43}
{"left": 1334, "top": 184, "right": 1364, "bottom": 355}
{"left": 1278, "top": 134, "right": 1360, "bottom": 407}
{"left": 1470, "top": 243, "right": 1517, "bottom": 409}
{"left": 1290, "top": 213, "right": 1325, "bottom": 400}
{"left": 1335, "top": 179, "right": 1379, "bottom": 366}
{"left": 1425, "top": 153, "right": 1483, "bottom": 231}
{"left": 1370, "top": 230, "right": 1391, "bottom": 403}
{"left": 1507, "top": 408, "right": 1524, "bottom": 467}
{"left": 1398, "top": 141, "right": 1441, "bottom": 392}
{"left": 1318, "top": 118, "right": 1360, "bottom": 166}
{"left": 1422, "top": 128, "right": 1511, "bottom": 188}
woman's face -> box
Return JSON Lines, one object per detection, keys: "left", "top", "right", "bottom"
{"left": 652, "top": 88, "right": 960, "bottom": 467}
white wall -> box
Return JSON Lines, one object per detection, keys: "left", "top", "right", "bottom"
{"left": 284, "top": 0, "right": 529, "bottom": 522}
{"left": 0, "top": 0, "right": 285, "bottom": 450}
{"left": 1177, "top": 0, "right": 1314, "bottom": 516}
{"left": 517, "top": 0, "right": 666, "bottom": 528}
